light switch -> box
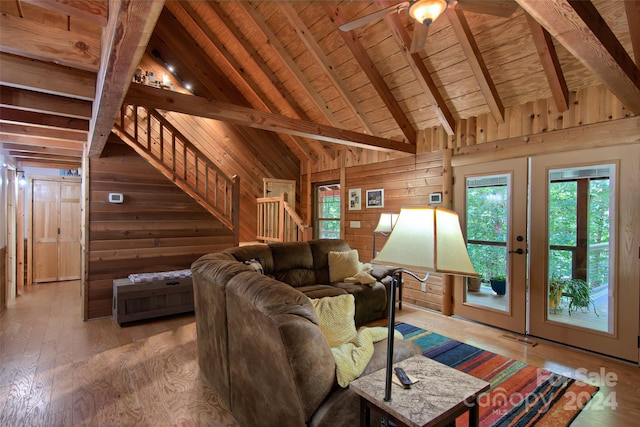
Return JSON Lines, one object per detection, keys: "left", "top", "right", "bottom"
{"left": 350, "top": 221, "right": 361, "bottom": 228}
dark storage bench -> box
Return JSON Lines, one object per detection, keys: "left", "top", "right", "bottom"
{"left": 112, "top": 276, "right": 194, "bottom": 325}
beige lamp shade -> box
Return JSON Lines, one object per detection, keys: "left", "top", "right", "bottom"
{"left": 373, "top": 213, "right": 399, "bottom": 234}
{"left": 372, "top": 206, "right": 478, "bottom": 276}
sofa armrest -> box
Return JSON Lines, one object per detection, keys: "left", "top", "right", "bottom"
{"left": 370, "top": 264, "right": 396, "bottom": 282}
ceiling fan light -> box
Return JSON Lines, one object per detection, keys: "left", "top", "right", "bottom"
{"left": 409, "top": 0, "right": 448, "bottom": 25}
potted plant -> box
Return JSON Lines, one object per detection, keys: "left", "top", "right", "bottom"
{"left": 489, "top": 275, "right": 506, "bottom": 295}
{"left": 548, "top": 275, "right": 566, "bottom": 312}
{"left": 467, "top": 276, "right": 482, "bottom": 292}
{"left": 564, "top": 278, "right": 598, "bottom": 316}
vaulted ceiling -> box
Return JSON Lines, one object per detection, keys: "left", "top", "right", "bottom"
{"left": 1, "top": 0, "right": 638, "bottom": 169}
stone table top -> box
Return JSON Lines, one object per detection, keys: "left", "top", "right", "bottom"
{"left": 349, "top": 355, "right": 490, "bottom": 427}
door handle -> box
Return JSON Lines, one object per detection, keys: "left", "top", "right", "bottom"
{"left": 509, "top": 248, "right": 524, "bottom": 255}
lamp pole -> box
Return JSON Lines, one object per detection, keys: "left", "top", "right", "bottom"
{"left": 384, "top": 269, "right": 430, "bottom": 401}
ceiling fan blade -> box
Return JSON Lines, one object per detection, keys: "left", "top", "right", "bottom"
{"left": 455, "top": 0, "right": 519, "bottom": 17}
{"left": 339, "top": 2, "right": 410, "bottom": 32}
{"left": 410, "top": 20, "right": 430, "bottom": 54}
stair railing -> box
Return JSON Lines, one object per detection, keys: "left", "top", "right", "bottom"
{"left": 256, "top": 194, "right": 312, "bottom": 242}
{"left": 113, "top": 104, "right": 240, "bottom": 244}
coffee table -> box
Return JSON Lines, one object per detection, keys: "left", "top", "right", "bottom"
{"left": 349, "top": 355, "right": 490, "bottom": 427}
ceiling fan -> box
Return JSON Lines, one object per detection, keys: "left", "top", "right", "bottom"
{"left": 339, "top": 0, "right": 518, "bottom": 53}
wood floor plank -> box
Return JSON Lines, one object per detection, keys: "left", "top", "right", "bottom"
{"left": 2, "top": 280, "right": 638, "bottom": 426}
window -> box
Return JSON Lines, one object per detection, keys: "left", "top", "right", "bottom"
{"left": 315, "top": 183, "right": 340, "bottom": 239}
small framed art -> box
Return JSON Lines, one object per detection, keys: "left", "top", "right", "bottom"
{"left": 349, "top": 188, "right": 362, "bottom": 211}
{"left": 366, "top": 189, "right": 384, "bottom": 208}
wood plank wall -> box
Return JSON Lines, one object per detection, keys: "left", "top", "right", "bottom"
{"left": 0, "top": 246, "right": 6, "bottom": 316}
{"left": 305, "top": 84, "right": 635, "bottom": 172}
{"left": 304, "top": 84, "right": 637, "bottom": 313}
{"left": 303, "top": 151, "right": 448, "bottom": 312}
{"left": 86, "top": 142, "right": 235, "bottom": 319}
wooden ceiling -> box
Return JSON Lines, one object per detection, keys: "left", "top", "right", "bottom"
{"left": 1, "top": 0, "right": 638, "bottom": 169}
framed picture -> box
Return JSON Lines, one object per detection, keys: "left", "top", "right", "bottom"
{"left": 366, "top": 189, "right": 384, "bottom": 208}
{"left": 349, "top": 188, "right": 361, "bottom": 211}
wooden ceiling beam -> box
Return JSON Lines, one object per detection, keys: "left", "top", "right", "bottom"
{"left": 239, "top": 2, "right": 343, "bottom": 131}
{"left": 87, "top": 0, "right": 165, "bottom": 158}
{"left": 377, "top": 0, "right": 456, "bottom": 135}
{"left": 0, "top": 52, "right": 95, "bottom": 100}
{"left": 0, "top": 107, "right": 89, "bottom": 132}
{"left": 277, "top": 3, "right": 381, "bottom": 138}
{"left": 8, "top": 151, "right": 80, "bottom": 162}
{"left": 525, "top": 14, "right": 569, "bottom": 112}
{"left": 151, "top": 9, "right": 300, "bottom": 178}
{"left": 13, "top": 158, "right": 81, "bottom": 168}
{"left": 0, "top": 133, "right": 85, "bottom": 150}
{"left": 124, "top": 83, "right": 415, "bottom": 154}
{"left": 447, "top": 9, "right": 505, "bottom": 124}
{"left": 178, "top": 2, "right": 319, "bottom": 164}
{"left": 0, "top": 85, "right": 92, "bottom": 119}
{"left": 205, "top": 1, "right": 337, "bottom": 161}
{"left": 516, "top": 0, "right": 640, "bottom": 114}
{"left": 0, "top": 13, "right": 101, "bottom": 72}
{"left": 624, "top": 0, "right": 640, "bottom": 64}
{"left": 323, "top": 2, "right": 417, "bottom": 144}
{"left": 0, "top": 123, "right": 86, "bottom": 142}
{"left": 3, "top": 143, "right": 83, "bottom": 155}
{"left": 19, "top": 0, "right": 108, "bottom": 27}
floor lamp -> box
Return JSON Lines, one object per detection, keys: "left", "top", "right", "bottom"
{"left": 372, "top": 212, "right": 399, "bottom": 258}
{"left": 372, "top": 206, "right": 479, "bottom": 402}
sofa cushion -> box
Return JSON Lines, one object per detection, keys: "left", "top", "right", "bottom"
{"left": 310, "top": 294, "right": 357, "bottom": 348}
{"left": 308, "top": 239, "right": 351, "bottom": 284}
{"left": 270, "top": 241, "right": 317, "bottom": 287}
{"left": 328, "top": 249, "right": 360, "bottom": 282}
{"left": 333, "top": 282, "right": 387, "bottom": 326}
{"left": 227, "top": 244, "right": 274, "bottom": 274}
{"left": 297, "top": 284, "right": 348, "bottom": 299}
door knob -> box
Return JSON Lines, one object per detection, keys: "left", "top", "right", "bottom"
{"left": 509, "top": 248, "right": 524, "bottom": 254}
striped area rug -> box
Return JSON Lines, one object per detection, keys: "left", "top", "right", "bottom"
{"left": 396, "top": 323, "right": 598, "bottom": 426}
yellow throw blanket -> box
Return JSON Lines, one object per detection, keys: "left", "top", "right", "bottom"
{"left": 331, "top": 326, "right": 403, "bottom": 387}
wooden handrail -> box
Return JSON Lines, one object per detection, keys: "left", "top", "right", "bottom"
{"left": 112, "top": 104, "right": 239, "bottom": 242}
{"left": 257, "top": 195, "right": 312, "bottom": 242}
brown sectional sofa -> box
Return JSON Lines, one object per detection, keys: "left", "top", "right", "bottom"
{"left": 191, "top": 239, "right": 422, "bottom": 427}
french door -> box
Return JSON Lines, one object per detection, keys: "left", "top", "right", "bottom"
{"left": 453, "top": 146, "right": 639, "bottom": 363}
{"left": 453, "top": 158, "right": 528, "bottom": 334}
{"left": 529, "top": 146, "right": 639, "bottom": 362}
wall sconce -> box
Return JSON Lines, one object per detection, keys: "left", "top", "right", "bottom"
{"left": 18, "top": 171, "right": 27, "bottom": 187}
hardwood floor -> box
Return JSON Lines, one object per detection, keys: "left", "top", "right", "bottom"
{"left": 0, "top": 281, "right": 236, "bottom": 426}
{"left": 1, "top": 282, "right": 638, "bottom": 426}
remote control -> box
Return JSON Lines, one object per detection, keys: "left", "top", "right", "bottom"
{"left": 394, "top": 367, "right": 412, "bottom": 388}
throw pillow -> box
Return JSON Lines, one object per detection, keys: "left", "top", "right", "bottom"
{"left": 328, "top": 249, "right": 360, "bottom": 283}
{"left": 309, "top": 294, "right": 357, "bottom": 347}
{"left": 244, "top": 258, "right": 264, "bottom": 274}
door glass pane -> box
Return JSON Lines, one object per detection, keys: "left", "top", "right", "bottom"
{"left": 464, "top": 174, "right": 509, "bottom": 312}
{"left": 547, "top": 165, "right": 614, "bottom": 333}
{"left": 316, "top": 184, "right": 340, "bottom": 239}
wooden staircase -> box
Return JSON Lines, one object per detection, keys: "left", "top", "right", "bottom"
{"left": 112, "top": 104, "right": 240, "bottom": 245}
{"left": 257, "top": 194, "right": 312, "bottom": 243}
